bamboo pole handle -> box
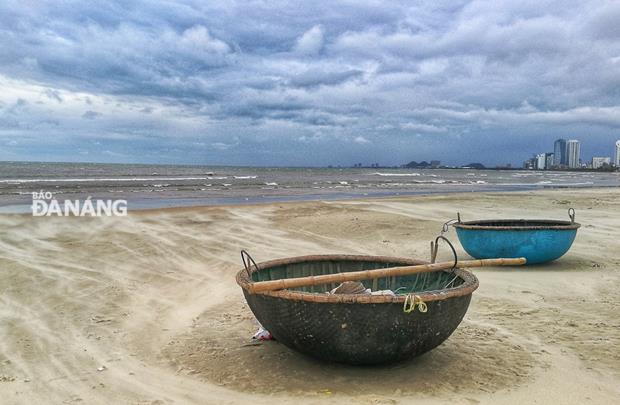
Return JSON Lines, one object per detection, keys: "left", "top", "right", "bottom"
{"left": 247, "top": 257, "right": 526, "bottom": 293}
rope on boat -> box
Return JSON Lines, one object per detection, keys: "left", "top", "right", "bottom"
{"left": 443, "top": 274, "right": 459, "bottom": 289}
{"left": 403, "top": 294, "right": 428, "bottom": 313}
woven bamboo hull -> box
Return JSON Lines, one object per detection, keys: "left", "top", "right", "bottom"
{"left": 237, "top": 255, "right": 478, "bottom": 365}
{"left": 243, "top": 290, "right": 471, "bottom": 365}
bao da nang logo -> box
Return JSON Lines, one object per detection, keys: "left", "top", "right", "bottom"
{"left": 31, "top": 191, "right": 127, "bottom": 217}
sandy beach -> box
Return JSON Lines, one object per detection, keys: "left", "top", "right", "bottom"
{"left": 0, "top": 187, "right": 619, "bottom": 404}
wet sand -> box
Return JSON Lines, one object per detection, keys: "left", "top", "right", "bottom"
{"left": 0, "top": 188, "right": 618, "bottom": 404}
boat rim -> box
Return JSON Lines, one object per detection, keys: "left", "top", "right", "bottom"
{"left": 453, "top": 219, "right": 581, "bottom": 231}
{"left": 236, "top": 254, "right": 479, "bottom": 304}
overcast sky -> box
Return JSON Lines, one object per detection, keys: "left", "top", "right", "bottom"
{"left": 1, "top": 1, "right": 619, "bottom": 167}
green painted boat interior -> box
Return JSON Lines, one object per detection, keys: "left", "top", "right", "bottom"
{"left": 250, "top": 260, "right": 464, "bottom": 294}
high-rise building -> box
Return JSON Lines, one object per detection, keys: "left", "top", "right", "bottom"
{"left": 545, "top": 153, "right": 554, "bottom": 169}
{"left": 523, "top": 156, "right": 537, "bottom": 169}
{"left": 553, "top": 139, "right": 567, "bottom": 166}
{"left": 566, "top": 140, "right": 580, "bottom": 168}
{"left": 536, "top": 153, "right": 546, "bottom": 170}
{"left": 592, "top": 157, "right": 611, "bottom": 169}
{"left": 615, "top": 140, "right": 620, "bottom": 167}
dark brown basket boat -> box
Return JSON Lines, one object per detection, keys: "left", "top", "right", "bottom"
{"left": 236, "top": 254, "right": 479, "bottom": 365}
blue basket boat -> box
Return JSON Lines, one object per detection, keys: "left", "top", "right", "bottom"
{"left": 451, "top": 209, "right": 580, "bottom": 265}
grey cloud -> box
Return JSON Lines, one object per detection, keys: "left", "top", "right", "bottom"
{"left": 0, "top": 0, "right": 619, "bottom": 166}
{"left": 289, "top": 68, "right": 364, "bottom": 88}
{"left": 294, "top": 25, "right": 324, "bottom": 55}
{"left": 43, "top": 89, "right": 63, "bottom": 103}
{"left": 407, "top": 104, "right": 620, "bottom": 129}
{"left": 82, "top": 110, "right": 102, "bottom": 119}
{"left": 584, "top": 2, "right": 620, "bottom": 40}
{"left": 400, "top": 122, "right": 447, "bottom": 133}
{"left": 222, "top": 98, "right": 310, "bottom": 120}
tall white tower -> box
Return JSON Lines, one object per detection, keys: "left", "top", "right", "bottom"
{"left": 615, "top": 140, "right": 620, "bottom": 167}
{"left": 566, "top": 140, "right": 580, "bottom": 169}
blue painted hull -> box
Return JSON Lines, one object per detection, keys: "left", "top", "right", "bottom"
{"left": 455, "top": 228, "right": 578, "bottom": 264}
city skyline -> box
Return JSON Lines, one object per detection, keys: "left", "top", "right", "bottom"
{"left": 527, "top": 137, "right": 619, "bottom": 170}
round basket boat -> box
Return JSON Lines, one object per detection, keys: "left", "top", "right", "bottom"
{"left": 236, "top": 254, "right": 478, "bottom": 365}
{"left": 452, "top": 209, "right": 580, "bottom": 265}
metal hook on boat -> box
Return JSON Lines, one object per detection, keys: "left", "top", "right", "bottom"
{"left": 432, "top": 218, "right": 460, "bottom": 260}
{"left": 441, "top": 219, "right": 459, "bottom": 235}
{"left": 568, "top": 208, "right": 576, "bottom": 223}
{"left": 241, "top": 250, "right": 260, "bottom": 278}
{"left": 431, "top": 235, "right": 458, "bottom": 270}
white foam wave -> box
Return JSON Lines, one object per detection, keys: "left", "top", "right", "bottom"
{"left": 370, "top": 172, "right": 421, "bottom": 177}
{"left": 0, "top": 176, "right": 216, "bottom": 183}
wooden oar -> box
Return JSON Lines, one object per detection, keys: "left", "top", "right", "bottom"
{"left": 246, "top": 257, "right": 526, "bottom": 293}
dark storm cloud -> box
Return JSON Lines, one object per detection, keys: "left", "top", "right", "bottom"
{"left": 82, "top": 111, "right": 102, "bottom": 120}
{"left": 289, "top": 69, "right": 364, "bottom": 88}
{"left": 0, "top": 0, "right": 619, "bottom": 165}
{"left": 43, "top": 89, "right": 63, "bottom": 103}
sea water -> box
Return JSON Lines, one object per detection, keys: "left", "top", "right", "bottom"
{"left": 0, "top": 161, "right": 618, "bottom": 212}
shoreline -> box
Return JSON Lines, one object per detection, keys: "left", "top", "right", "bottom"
{"left": 1, "top": 183, "right": 619, "bottom": 214}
